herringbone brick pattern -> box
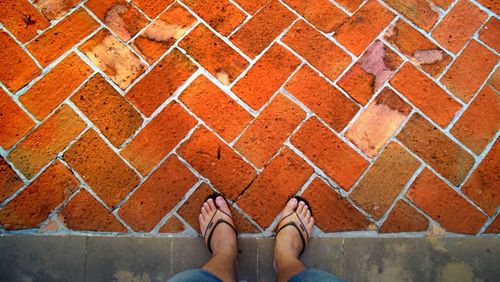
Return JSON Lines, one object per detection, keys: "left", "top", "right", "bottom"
{"left": 0, "top": 0, "right": 498, "bottom": 236}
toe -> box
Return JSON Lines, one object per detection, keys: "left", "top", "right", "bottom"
{"left": 201, "top": 206, "right": 208, "bottom": 220}
{"left": 203, "top": 202, "right": 211, "bottom": 213}
{"left": 283, "top": 198, "right": 298, "bottom": 215}
{"left": 300, "top": 203, "right": 309, "bottom": 218}
{"left": 297, "top": 201, "right": 305, "bottom": 215}
{"left": 305, "top": 210, "right": 311, "bottom": 222}
{"left": 207, "top": 198, "right": 216, "bottom": 211}
{"left": 215, "top": 196, "right": 232, "bottom": 216}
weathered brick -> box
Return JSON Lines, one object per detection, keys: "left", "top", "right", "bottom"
{"left": 0, "top": 89, "right": 35, "bottom": 149}
{"left": 0, "top": 161, "right": 79, "bottom": 230}
{"left": 180, "top": 75, "right": 253, "bottom": 142}
{"left": 179, "top": 25, "right": 248, "bottom": 85}
{"left": 0, "top": 158, "right": 24, "bottom": 204}
{"left": 33, "top": 0, "right": 80, "bottom": 20}
{"left": 286, "top": 65, "right": 359, "bottom": 132}
{"left": 236, "top": 148, "right": 312, "bottom": 228}
{"left": 231, "top": 0, "right": 296, "bottom": 58}
{"left": 282, "top": 20, "right": 351, "bottom": 81}
{"left": 126, "top": 48, "right": 197, "bottom": 116}
{"left": 119, "top": 156, "right": 197, "bottom": 232}
{"left": 183, "top": 0, "right": 246, "bottom": 36}
{"left": 59, "top": 189, "right": 127, "bottom": 232}
{"left": 178, "top": 126, "right": 257, "bottom": 200}
{"left": 476, "top": 0, "right": 499, "bottom": 14}
{"left": 27, "top": 9, "right": 99, "bottom": 67}
{"left": 432, "top": 0, "right": 488, "bottom": 53}
{"left": 441, "top": 40, "right": 497, "bottom": 103}
{"left": 233, "top": 0, "right": 269, "bottom": 14}
{"left": 302, "top": 178, "right": 371, "bottom": 232}
{"left": 0, "top": 0, "right": 50, "bottom": 42}
{"left": 334, "top": 0, "right": 395, "bottom": 56}
{"left": 406, "top": 168, "right": 486, "bottom": 234}
{"left": 232, "top": 44, "right": 300, "bottom": 110}
{"left": 379, "top": 201, "right": 429, "bottom": 233}
{"left": 291, "top": 118, "right": 369, "bottom": 190}
{"left": 334, "top": 0, "right": 364, "bottom": 12}
{"left": 337, "top": 40, "right": 402, "bottom": 105}
{"left": 433, "top": 0, "right": 453, "bottom": 9}
{"left": 121, "top": 101, "right": 196, "bottom": 175}
{"left": 346, "top": 88, "right": 411, "bottom": 157}
{"left": 64, "top": 130, "right": 141, "bottom": 208}
{"left": 390, "top": 63, "right": 462, "bottom": 127}
{"left": 20, "top": 53, "right": 93, "bottom": 120}
{"left": 283, "top": 0, "right": 348, "bottom": 33}
{"left": 397, "top": 114, "right": 475, "bottom": 186}
{"left": 489, "top": 68, "right": 500, "bottom": 91}
{"left": 132, "top": 0, "right": 174, "bottom": 18}
{"left": 485, "top": 216, "right": 500, "bottom": 233}
{"left": 71, "top": 75, "right": 144, "bottom": 147}
{"left": 0, "top": 31, "right": 41, "bottom": 92}
{"left": 350, "top": 142, "right": 420, "bottom": 219}
{"left": 478, "top": 17, "right": 500, "bottom": 52}
{"left": 8, "top": 106, "right": 86, "bottom": 179}
{"left": 384, "top": 0, "right": 439, "bottom": 31}
{"left": 159, "top": 215, "right": 185, "bottom": 233}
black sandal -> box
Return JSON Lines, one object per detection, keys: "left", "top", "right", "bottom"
{"left": 202, "top": 193, "right": 238, "bottom": 254}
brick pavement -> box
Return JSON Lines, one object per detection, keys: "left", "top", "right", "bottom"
{"left": 0, "top": 0, "right": 498, "bottom": 236}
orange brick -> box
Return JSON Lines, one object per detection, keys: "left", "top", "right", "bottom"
{"left": 291, "top": 118, "right": 369, "bottom": 190}
{"left": 302, "top": 178, "right": 371, "bottom": 232}
{"left": 33, "top": 0, "right": 80, "bottom": 20}
{"left": 390, "top": 63, "right": 462, "bottom": 127}
{"left": 441, "top": 40, "right": 497, "bottom": 103}
{"left": 350, "top": 142, "right": 420, "bottom": 219}
{"left": 132, "top": 0, "right": 174, "bottom": 18}
{"left": 334, "top": 0, "right": 395, "bottom": 56}
{"left": 235, "top": 95, "right": 304, "bottom": 168}
{"left": 121, "top": 101, "right": 197, "bottom": 175}
{"left": 233, "top": 0, "right": 269, "bottom": 14}
{"left": 126, "top": 48, "right": 197, "bottom": 116}
{"left": 485, "top": 216, "right": 500, "bottom": 233}
{"left": 20, "top": 53, "right": 93, "bottom": 120}
{"left": 432, "top": 0, "right": 488, "bottom": 53}
{"left": 334, "top": 0, "right": 364, "bottom": 12}
{"left": 178, "top": 127, "right": 257, "bottom": 200}
{"left": 283, "top": 0, "right": 348, "bottom": 33}
{"left": 236, "top": 148, "right": 312, "bottom": 228}
{"left": 397, "top": 114, "right": 475, "bottom": 185}
{"left": 71, "top": 75, "right": 144, "bottom": 147}
{"left": 119, "top": 156, "right": 197, "bottom": 232}
{"left": 0, "top": 161, "right": 79, "bottom": 230}
{"left": 476, "top": 0, "right": 499, "bottom": 14}
{"left": 180, "top": 75, "right": 253, "bottom": 142}
{"left": 0, "top": 31, "right": 41, "bottom": 92}
{"left": 0, "top": 89, "right": 35, "bottom": 149}
{"left": 232, "top": 44, "right": 301, "bottom": 110}
{"left": 384, "top": 0, "right": 439, "bottom": 31}
{"left": 379, "top": 201, "right": 429, "bottom": 233}
{"left": 59, "top": 189, "right": 127, "bottom": 232}
{"left": 80, "top": 29, "right": 147, "bottom": 89}
{"left": 27, "top": 9, "right": 99, "bottom": 67}
{"left": 180, "top": 25, "right": 248, "bottom": 85}
{"left": 64, "top": 130, "right": 140, "bottom": 208}
{"left": 286, "top": 65, "right": 359, "bottom": 132}
{"left": 282, "top": 20, "right": 351, "bottom": 81}
{"left": 159, "top": 216, "right": 185, "bottom": 233}
{"left": 433, "top": 0, "right": 453, "bottom": 9}
{"left": 478, "top": 18, "right": 500, "bottom": 52}
{"left": 0, "top": 0, "right": 50, "bottom": 42}
{"left": 183, "top": 0, "right": 246, "bottom": 36}
{"left": 346, "top": 88, "right": 411, "bottom": 157}
{"left": 489, "top": 68, "right": 500, "bottom": 91}
{"left": 406, "top": 169, "right": 486, "bottom": 234}
{"left": 231, "top": 0, "right": 296, "bottom": 58}
{"left": 0, "top": 158, "right": 24, "bottom": 203}
{"left": 8, "top": 106, "right": 86, "bottom": 179}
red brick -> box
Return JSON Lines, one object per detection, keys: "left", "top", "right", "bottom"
{"left": 384, "top": 0, "right": 439, "bottom": 31}
{"left": 390, "top": 63, "right": 462, "bottom": 127}
{"left": 180, "top": 25, "right": 248, "bottom": 85}
{"left": 64, "top": 130, "right": 141, "bottom": 208}
{"left": 379, "top": 201, "right": 429, "bottom": 233}
{"left": 0, "top": 158, "right": 24, "bottom": 204}
{"left": 334, "top": 0, "right": 364, "bottom": 12}
{"left": 397, "top": 114, "right": 475, "bottom": 186}
{"left": 20, "top": 53, "right": 93, "bottom": 120}
{"left": 283, "top": 0, "right": 348, "bottom": 33}
{"left": 489, "top": 68, "right": 500, "bottom": 91}
{"left": 80, "top": 29, "right": 147, "bottom": 89}
{"left": 33, "top": 0, "right": 80, "bottom": 20}
{"left": 27, "top": 9, "right": 99, "bottom": 67}
{"left": 7, "top": 106, "right": 86, "bottom": 179}
{"left": 183, "top": 0, "right": 246, "bottom": 36}
{"left": 231, "top": 0, "right": 296, "bottom": 58}
{"left": 0, "top": 161, "right": 79, "bottom": 230}
{"left": 236, "top": 148, "right": 312, "bottom": 228}
{"left": 159, "top": 215, "right": 185, "bottom": 233}
{"left": 485, "top": 217, "right": 500, "bottom": 233}
{"left": 180, "top": 75, "right": 253, "bottom": 142}
{"left": 119, "top": 156, "right": 197, "bottom": 232}
{"left": 346, "top": 88, "right": 411, "bottom": 157}
{"left": 285, "top": 65, "right": 359, "bottom": 132}
{"left": 291, "top": 118, "right": 369, "bottom": 190}
{"left": 121, "top": 102, "right": 196, "bottom": 175}
{"left": 334, "top": 0, "right": 395, "bottom": 56}
{"left": 302, "top": 178, "right": 371, "bottom": 232}
{"left": 350, "top": 142, "right": 420, "bottom": 219}
{"left": 0, "top": 89, "right": 35, "bottom": 149}
{"left": 282, "top": 20, "right": 351, "bottom": 81}
{"left": 71, "top": 75, "right": 144, "bottom": 147}
{"left": 233, "top": 0, "right": 269, "bottom": 14}
{"left": 441, "top": 40, "right": 497, "bottom": 103}
{"left": 0, "top": 0, "right": 50, "bottom": 42}
{"left": 132, "top": 0, "right": 174, "bottom": 18}
{"left": 384, "top": 20, "right": 452, "bottom": 78}
{"left": 232, "top": 44, "right": 300, "bottom": 110}
{"left": 475, "top": 0, "right": 499, "bottom": 14}
{"left": 59, "top": 189, "right": 127, "bottom": 232}
{"left": 433, "top": 0, "right": 453, "bottom": 9}
{"left": 0, "top": 31, "right": 41, "bottom": 92}
{"left": 461, "top": 140, "right": 499, "bottom": 216}
{"left": 337, "top": 40, "right": 402, "bottom": 105}
{"left": 178, "top": 127, "right": 256, "bottom": 200}
{"left": 432, "top": 0, "right": 488, "bottom": 53}
{"left": 479, "top": 18, "right": 500, "bottom": 52}
{"left": 406, "top": 169, "right": 486, "bottom": 234}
